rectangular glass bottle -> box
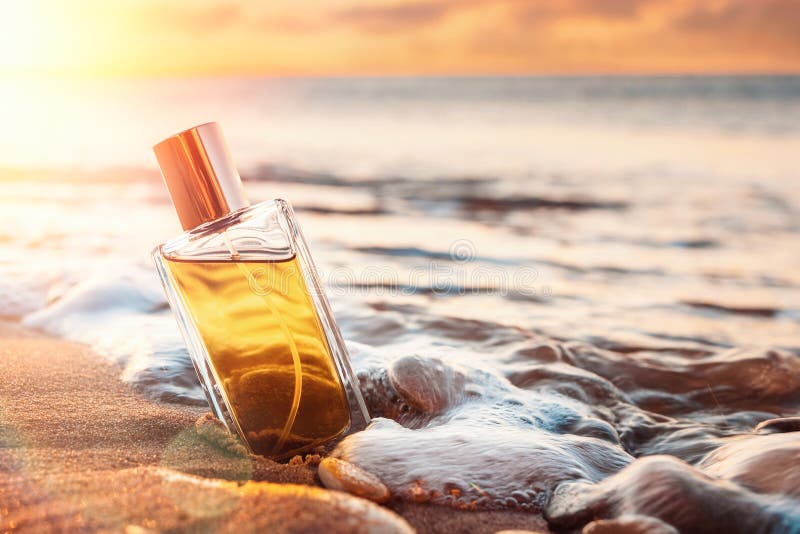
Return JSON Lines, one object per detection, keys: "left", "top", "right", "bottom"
{"left": 151, "top": 123, "right": 369, "bottom": 459}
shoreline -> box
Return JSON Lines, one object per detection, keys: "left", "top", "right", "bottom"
{"left": 0, "top": 320, "right": 547, "bottom": 533}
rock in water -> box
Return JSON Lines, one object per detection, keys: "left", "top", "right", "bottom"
{"left": 388, "top": 354, "right": 466, "bottom": 414}
{"left": 582, "top": 515, "right": 678, "bottom": 534}
{"left": 545, "top": 455, "right": 800, "bottom": 533}
{"left": 319, "top": 457, "right": 391, "bottom": 503}
{"left": 754, "top": 417, "right": 800, "bottom": 435}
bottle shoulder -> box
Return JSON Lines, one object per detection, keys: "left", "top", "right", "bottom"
{"left": 154, "top": 199, "right": 296, "bottom": 262}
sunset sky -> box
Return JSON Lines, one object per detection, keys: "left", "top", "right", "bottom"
{"left": 1, "top": 0, "right": 799, "bottom": 77}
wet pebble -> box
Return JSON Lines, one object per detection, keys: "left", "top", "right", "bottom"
{"left": 388, "top": 354, "right": 466, "bottom": 413}
{"left": 319, "top": 457, "right": 391, "bottom": 503}
{"left": 754, "top": 417, "right": 800, "bottom": 435}
{"left": 582, "top": 515, "right": 678, "bottom": 534}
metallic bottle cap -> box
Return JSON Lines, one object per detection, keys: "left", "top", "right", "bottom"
{"left": 153, "top": 122, "right": 250, "bottom": 231}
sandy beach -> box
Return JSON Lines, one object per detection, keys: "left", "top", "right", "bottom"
{"left": 0, "top": 320, "right": 547, "bottom": 533}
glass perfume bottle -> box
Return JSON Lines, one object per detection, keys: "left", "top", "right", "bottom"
{"left": 151, "top": 122, "right": 369, "bottom": 459}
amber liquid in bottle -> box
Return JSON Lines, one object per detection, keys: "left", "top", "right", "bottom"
{"left": 164, "top": 254, "right": 351, "bottom": 458}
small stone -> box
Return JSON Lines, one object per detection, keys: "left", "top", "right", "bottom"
{"left": 754, "top": 416, "right": 800, "bottom": 435}
{"left": 388, "top": 355, "right": 466, "bottom": 413}
{"left": 582, "top": 515, "right": 678, "bottom": 534}
{"left": 407, "top": 481, "right": 430, "bottom": 503}
{"left": 318, "top": 457, "right": 391, "bottom": 503}
{"left": 304, "top": 453, "right": 322, "bottom": 466}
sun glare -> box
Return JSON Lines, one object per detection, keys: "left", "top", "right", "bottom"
{"left": 0, "top": 3, "right": 55, "bottom": 75}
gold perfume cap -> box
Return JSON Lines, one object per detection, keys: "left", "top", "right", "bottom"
{"left": 153, "top": 122, "right": 250, "bottom": 231}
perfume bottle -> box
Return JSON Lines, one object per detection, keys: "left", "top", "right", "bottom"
{"left": 151, "top": 122, "right": 369, "bottom": 459}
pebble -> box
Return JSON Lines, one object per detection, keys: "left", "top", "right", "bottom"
{"left": 582, "top": 515, "right": 678, "bottom": 534}
{"left": 318, "top": 457, "right": 391, "bottom": 503}
{"left": 754, "top": 416, "right": 800, "bottom": 435}
{"left": 388, "top": 354, "right": 465, "bottom": 413}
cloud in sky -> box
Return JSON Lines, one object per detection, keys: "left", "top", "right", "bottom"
{"left": 334, "top": 1, "right": 457, "bottom": 32}
{"left": 675, "top": 0, "right": 800, "bottom": 47}
{"left": 2, "top": 0, "right": 799, "bottom": 76}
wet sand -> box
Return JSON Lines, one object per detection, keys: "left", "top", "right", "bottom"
{"left": 0, "top": 321, "right": 547, "bottom": 533}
